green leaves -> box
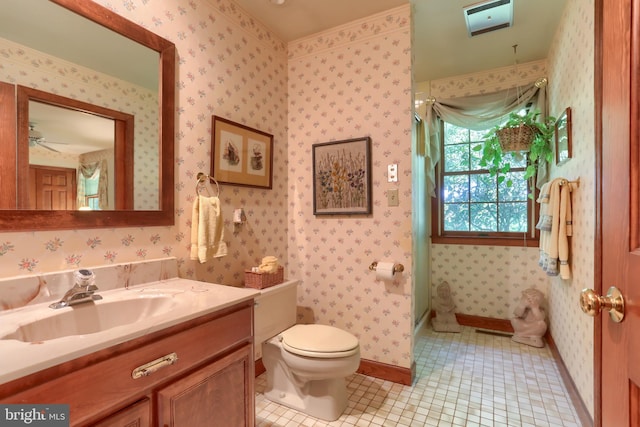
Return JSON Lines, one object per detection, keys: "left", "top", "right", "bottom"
{"left": 477, "top": 109, "right": 555, "bottom": 187}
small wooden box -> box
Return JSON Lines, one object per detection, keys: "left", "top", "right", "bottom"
{"left": 244, "top": 266, "right": 284, "bottom": 289}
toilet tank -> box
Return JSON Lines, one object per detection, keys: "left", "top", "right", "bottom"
{"left": 253, "top": 279, "right": 298, "bottom": 360}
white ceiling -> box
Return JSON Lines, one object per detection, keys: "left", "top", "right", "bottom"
{"left": 233, "top": 0, "right": 567, "bottom": 82}
{"left": 29, "top": 102, "right": 114, "bottom": 155}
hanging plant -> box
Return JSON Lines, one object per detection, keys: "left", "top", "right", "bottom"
{"left": 475, "top": 110, "right": 556, "bottom": 188}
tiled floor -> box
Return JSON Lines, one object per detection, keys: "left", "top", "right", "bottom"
{"left": 255, "top": 325, "right": 582, "bottom": 427}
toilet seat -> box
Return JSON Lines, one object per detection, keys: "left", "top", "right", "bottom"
{"left": 280, "top": 324, "right": 359, "bottom": 358}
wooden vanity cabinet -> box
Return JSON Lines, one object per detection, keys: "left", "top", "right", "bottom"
{"left": 157, "top": 344, "right": 253, "bottom": 426}
{"left": 0, "top": 301, "right": 255, "bottom": 427}
{"left": 92, "top": 398, "right": 151, "bottom": 427}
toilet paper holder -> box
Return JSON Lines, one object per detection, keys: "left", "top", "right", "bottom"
{"left": 369, "top": 261, "right": 404, "bottom": 274}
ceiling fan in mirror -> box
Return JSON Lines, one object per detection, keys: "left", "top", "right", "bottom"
{"left": 28, "top": 123, "right": 68, "bottom": 153}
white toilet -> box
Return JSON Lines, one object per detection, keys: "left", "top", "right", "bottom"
{"left": 254, "top": 280, "right": 360, "bottom": 421}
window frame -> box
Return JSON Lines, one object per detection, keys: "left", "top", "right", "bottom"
{"left": 85, "top": 194, "right": 100, "bottom": 210}
{"left": 431, "top": 120, "right": 539, "bottom": 247}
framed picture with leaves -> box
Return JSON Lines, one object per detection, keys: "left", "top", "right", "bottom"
{"left": 312, "top": 137, "right": 372, "bottom": 215}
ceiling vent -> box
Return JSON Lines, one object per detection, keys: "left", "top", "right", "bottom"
{"left": 463, "top": 0, "right": 513, "bottom": 37}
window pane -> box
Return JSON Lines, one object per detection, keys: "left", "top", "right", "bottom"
{"left": 498, "top": 202, "right": 528, "bottom": 232}
{"left": 499, "top": 171, "right": 528, "bottom": 202}
{"left": 470, "top": 142, "right": 484, "bottom": 170}
{"left": 444, "top": 123, "right": 469, "bottom": 145}
{"left": 440, "top": 120, "right": 532, "bottom": 238}
{"left": 87, "top": 196, "right": 100, "bottom": 210}
{"left": 470, "top": 173, "right": 496, "bottom": 202}
{"left": 443, "top": 175, "right": 469, "bottom": 203}
{"left": 470, "top": 203, "right": 497, "bottom": 231}
{"left": 444, "top": 203, "right": 469, "bottom": 231}
{"left": 85, "top": 175, "right": 99, "bottom": 194}
{"left": 469, "top": 129, "right": 487, "bottom": 142}
{"left": 444, "top": 144, "right": 469, "bottom": 172}
{"left": 504, "top": 151, "right": 527, "bottom": 168}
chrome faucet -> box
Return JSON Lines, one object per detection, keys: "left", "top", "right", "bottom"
{"left": 49, "top": 269, "right": 102, "bottom": 309}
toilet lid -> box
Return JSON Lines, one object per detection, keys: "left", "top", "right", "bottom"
{"left": 280, "top": 324, "right": 359, "bottom": 358}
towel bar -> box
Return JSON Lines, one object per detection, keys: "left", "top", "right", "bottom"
{"left": 196, "top": 172, "right": 220, "bottom": 197}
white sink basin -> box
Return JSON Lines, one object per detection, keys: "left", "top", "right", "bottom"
{"left": 0, "top": 277, "right": 263, "bottom": 385}
{"left": 1, "top": 294, "right": 176, "bottom": 342}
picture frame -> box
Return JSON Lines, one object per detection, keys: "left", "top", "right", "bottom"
{"left": 312, "top": 137, "right": 372, "bottom": 215}
{"left": 211, "top": 116, "right": 273, "bottom": 189}
{"left": 555, "top": 107, "right": 572, "bottom": 165}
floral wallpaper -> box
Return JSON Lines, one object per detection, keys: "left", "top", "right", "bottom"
{"left": 546, "top": 0, "right": 595, "bottom": 417}
{"left": 0, "top": 37, "right": 159, "bottom": 210}
{"left": 430, "top": 245, "right": 550, "bottom": 318}
{"left": 287, "top": 5, "right": 414, "bottom": 369}
{"left": 427, "top": 59, "right": 547, "bottom": 100}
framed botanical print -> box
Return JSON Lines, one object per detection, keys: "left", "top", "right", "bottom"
{"left": 312, "top": 137, "right": 372, "bottom": 215}
{"left": 211, "top": 116, "right": 273, "bottom": 188}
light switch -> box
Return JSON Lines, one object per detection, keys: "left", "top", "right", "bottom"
{"left": 387, "top": 189, "right": 399, "bottom": 207}
{"left": 388, "top": 164, "right": 398, "bottom": 182}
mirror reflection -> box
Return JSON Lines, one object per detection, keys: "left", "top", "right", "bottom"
{"left": 0, "top": 0, "right": 175, "bottom": 230}
{"left": 0, "top": 0, "right": 160, "bottom": 211}
{"left": 29, "top": 102, "right": 115, "bottom": 210}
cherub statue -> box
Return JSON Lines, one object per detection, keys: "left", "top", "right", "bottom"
{"left": 431, "top": 281, "right": 461, "bottom": 333}
{"left": 511, "top": 288, "right": 547, "bottom": 348}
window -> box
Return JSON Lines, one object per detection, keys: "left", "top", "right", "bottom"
{"left": 431, "top": 121, "right": 538, "bottom": 246}
{"left": 81, "top": 172, "right": 101, "bottom": 210}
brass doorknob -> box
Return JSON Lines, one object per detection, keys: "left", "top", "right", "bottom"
{"left": 580, "top": 286, "right": 625, "bottom": 323}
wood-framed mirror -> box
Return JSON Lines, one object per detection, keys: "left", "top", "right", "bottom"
{"left": 0, "top": 0, "right": 175, "bottom": 230}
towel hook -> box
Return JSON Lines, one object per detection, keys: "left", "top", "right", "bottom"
{"left": 196, "top": 172, "right": 220, "bottom": 197}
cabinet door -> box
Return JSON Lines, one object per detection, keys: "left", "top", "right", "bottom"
{"left": 157, "top": 344, "right": 254, "bottom": 427}
{"left": 92, "top": 398, "right": 150, "bottom": 427}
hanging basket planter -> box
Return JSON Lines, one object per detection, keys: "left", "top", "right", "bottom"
{"left": 496, "top": 124, "right": 537, "bottom": 152}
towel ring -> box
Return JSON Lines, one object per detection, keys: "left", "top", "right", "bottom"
{"left": 196, "top": 172, "right": 220, "bottom": 197}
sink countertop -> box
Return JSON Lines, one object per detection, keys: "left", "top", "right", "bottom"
{"left": 0, "top": 278, "right": 260, "bottom": 385}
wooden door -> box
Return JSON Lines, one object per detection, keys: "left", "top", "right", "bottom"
{"left": 157, "top": 344, "right": 254, "bottom": 427}
{"left": 28, "top": 165, "right": 76, "bottom": 210}
{"left": 600, "top": 0, "right": 640, "bottom": 424}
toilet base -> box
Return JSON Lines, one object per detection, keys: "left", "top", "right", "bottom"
{"left": 264, "top": 376, "right": 348, "bottom": 421}
{"left": 262, "top": 337, "right": 356, "bottom": 421}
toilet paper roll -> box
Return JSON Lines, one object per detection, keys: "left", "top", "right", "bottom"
{"left": 376, "top": 262, "right": 396, "bottom": 280}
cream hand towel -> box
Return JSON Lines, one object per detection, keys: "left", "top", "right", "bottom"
{"left": 535, "top": 181, "right": 552, "bottom": 231}
{"left": 190, "top": 195, "right": 228, "bottom": 263}
{"left": 542, "top": 178, "right": 562, "bottom": 276}
{"left": 535, "top": 181, "right": 552, "bottom": 268}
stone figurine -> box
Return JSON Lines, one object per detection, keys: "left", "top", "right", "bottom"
{"left": 511, "top": 288, "right": 548, "bottom": 348}
{"left": 431, "top": 281, "right": 461, "bottom": 333}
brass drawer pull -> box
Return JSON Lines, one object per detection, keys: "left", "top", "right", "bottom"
{"left": 132, "top": 352, "right": 178, "bottom": 379}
